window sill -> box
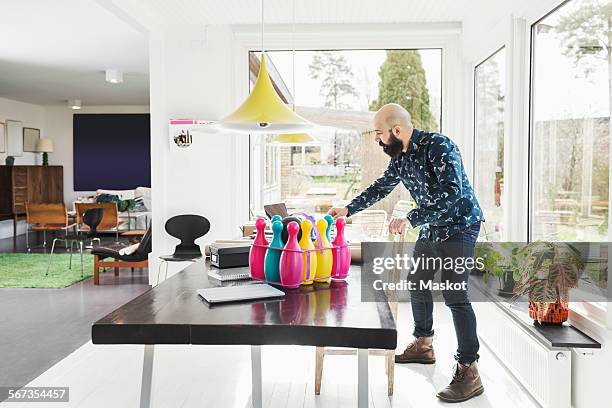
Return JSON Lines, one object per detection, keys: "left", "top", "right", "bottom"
{"left": 470, "top": 276, "right": 602, "bottom": 348}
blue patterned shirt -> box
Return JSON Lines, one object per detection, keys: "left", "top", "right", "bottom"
{"left": 346, "top": 128, "right": 484, "bottom": 242}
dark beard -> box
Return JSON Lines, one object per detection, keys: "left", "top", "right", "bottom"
{"left": 379, "top": 130, "right": 404, "bottom": 158}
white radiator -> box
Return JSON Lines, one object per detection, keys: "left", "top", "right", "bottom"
{"left": 474, "top": 303, "right": 571, "bottom": 408}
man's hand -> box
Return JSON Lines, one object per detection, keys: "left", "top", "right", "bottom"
{"left": 328, "top": 207, "right": 349, "bottom": 219}
{"left": 388, "top": 217, "right": 408, "bottom": 235}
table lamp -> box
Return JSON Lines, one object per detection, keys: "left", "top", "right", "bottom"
{"left": 35, "top": 138, "right": 54, "bottom": 166}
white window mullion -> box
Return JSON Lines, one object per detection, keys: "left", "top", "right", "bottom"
{"left": 506, "top": 17, "right": 529, "bottom": 242}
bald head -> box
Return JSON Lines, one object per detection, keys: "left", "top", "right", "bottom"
{"left": 372, "top": 103, "right": 414, "bottom": 156}
{"left": 375, "top": 103, "right": 412, "bottom": 129}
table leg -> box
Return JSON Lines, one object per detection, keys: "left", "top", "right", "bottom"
{"left": 386, "top": 350, "right": 394, "bottom": 396}
{"left": 358, "top": 348, "right": 369, "bottom": 408}
{"left": 315, "top": 346, "right": 324, "bottom": 395}
{"left": 140, "top": 345, "right": 154, "bottom": 408}
{"left": 251, "top": 345, "right": 262, "bottom": 408}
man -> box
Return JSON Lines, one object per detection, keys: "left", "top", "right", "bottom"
{"left": 328, "top": 103, "right": 484, "bottom": 403}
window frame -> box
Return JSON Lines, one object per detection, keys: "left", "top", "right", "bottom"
{"left": 247, "top": 47, "right": 445, "bottom": 214}
{"left": 526, "top": 0, "right": 610, "bottom": 323}
{"left": 473, "top": 45, "right": 507, "bottom": 241}
{"left": 232, "top": 23, "right": 463, "bottom": 225}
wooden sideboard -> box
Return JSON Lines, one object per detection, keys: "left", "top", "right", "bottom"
{"left": 0, "top": 165, "right": 64, "bottom": 247}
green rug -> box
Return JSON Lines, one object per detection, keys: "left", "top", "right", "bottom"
{"left": 0, "top": 253, "right": 94, "bottom": 288}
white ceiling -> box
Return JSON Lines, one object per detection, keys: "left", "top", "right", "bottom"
{"left": 118, "top": 0, "right": 495, "bottom": 25}
{"left": 0, "top": 0, "right": 516, "bottom": 106}
{"left": 0, "top": 0, "right": 148, "bottom": 106}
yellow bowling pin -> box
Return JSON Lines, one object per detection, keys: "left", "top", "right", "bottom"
{"left": 314, "top": 218, "right": 333, "bottom": 282}
{"left": 298, "top": 219, "right": 317, "bottom": 285}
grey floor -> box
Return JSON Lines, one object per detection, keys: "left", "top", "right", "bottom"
{"left": 0, "top": 229, "right": 141, "bottom": 254}
{"left": 0, "top": 233, "right": 151, "bottom": 394}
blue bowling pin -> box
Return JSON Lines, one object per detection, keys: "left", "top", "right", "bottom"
{"left": 324, "top": 214, "right": 335, "bottom": 242}
{"left": 264, "top": 221, "right": 284, "bottom": 284}
{"left": 271, "top": 215, "right": 282, "bottom": 223}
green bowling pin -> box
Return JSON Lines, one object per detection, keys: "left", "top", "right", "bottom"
{"left": 264, "top": 221, "right": 284, "bottom": 284}
{"left": 324, "top": 214, "right": 334, "bottom": 242}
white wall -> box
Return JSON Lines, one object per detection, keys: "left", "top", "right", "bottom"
{"left": 0, "top": 97, "right": 46, "bottom": 238}
{"left": 148, "top": 24, "right": 250, "bottom": 282}
{"left": 0, "top": 96, "right": 45, "bottom": 165}
{"left": 0, "top": 98, "right": 149, "bottom": 240}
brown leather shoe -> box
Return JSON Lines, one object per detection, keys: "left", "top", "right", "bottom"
{"left": 394, "top": 336, "right": 435, "bottom": 364}
{"left": 436, "top": 361, "right": 484, "bottom": 403}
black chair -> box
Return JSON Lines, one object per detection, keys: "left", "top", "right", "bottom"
{"left": 157, "top": 215, "right": 210, "bottom": 284}
{"left": 46, "top": 208, "right": 104, "bottom": 277}
{"left": 91, "top": 226, "right": 152, "bottom": 285}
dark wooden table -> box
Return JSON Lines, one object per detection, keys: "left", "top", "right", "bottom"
{"left": 92, "top": 262, "right": 397, "bottom": 408}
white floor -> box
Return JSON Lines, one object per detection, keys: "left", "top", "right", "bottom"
{"left": 2, "top": 303, "right": 540, "bottom": 408}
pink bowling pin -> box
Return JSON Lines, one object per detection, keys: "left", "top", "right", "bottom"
{"left": 331, "top": 217, "right": 350, "bottom": 280}
{"left": 279, "top": 221, "right": 303, "bottom": 289}
{"left": 249, "top": 218, "right": 268, "bottom": 280}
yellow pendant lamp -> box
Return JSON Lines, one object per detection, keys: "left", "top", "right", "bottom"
{"left": 270, "top": 0, "right": 317, "bottom": 145}
{"left": 270, "top": 132, "right": 317, "bottom": 144}
{"left": 218, "top": 0, "right": 312, "bottom": 134}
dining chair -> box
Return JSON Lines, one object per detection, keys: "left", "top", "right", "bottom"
{"left": 391, "top": 199, "right": 415, "bottom": 219}
{"left": 74, "top": 202, "right": 126, "bottom": 242}
{"left": 157, "top": 215, "right": 210, "bottom": 285}
{"left": 25, "top": 203, "right": 76, "bottom": 252}
{"left": 46, "top": 208, "right": 104, "bottom": 278}
{"left": 351, "top": 209, "right": 388, "bottom": 239}
{"left": 315, "top": 229, "right": 404, "bottom": 397}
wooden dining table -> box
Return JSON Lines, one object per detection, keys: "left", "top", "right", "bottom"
{"left": 92, "top": 261, "right": 397, "bottom": 408}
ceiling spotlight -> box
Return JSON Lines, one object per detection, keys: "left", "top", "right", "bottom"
{"left": 105, "top": 69, "right": 123, "bottom": 84}
{"left": 68, "top": 99, "right": 81, "bottom": 110}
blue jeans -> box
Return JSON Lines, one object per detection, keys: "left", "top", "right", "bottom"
{"left": 410, "top": 222, "right": 480, "bottom": 364}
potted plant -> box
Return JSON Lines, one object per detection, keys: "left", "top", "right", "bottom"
{"left": 513, "top": 242, "right": 585, "bottom": 325}
{"left": 474, "top": 242, "right": 519, "bottom": 297}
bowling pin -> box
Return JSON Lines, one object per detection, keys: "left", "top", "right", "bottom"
{"left": 281, "top": 216, "right": 302, "bottom": 244}
{"left": 271, "top": 215, "right": 282, "bottom": 224}
{"left": 314, "top": 218, "right": 333, "bottom": 282}
{"left": 324, "top": 214, "right": 335, "bottom": 242}
{"left": 279, "top": 221, "right": 303, "bottom": 288}
{"left": 331, "top": 217, "right": 350, "bottom": 280}
{"left": 298, "top": 219, "right": 317, "bottom": 285}
{"left": 264, "top": 221, "right": 283, "bottom": 284}
{"left": 249, "top": 218, "right": 268, "bottom": 280}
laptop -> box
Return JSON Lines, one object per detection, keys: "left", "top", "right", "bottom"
{"left": 263, "top": 203, "right": 289, "bottom": 219}
{"left": 197, "top": 284, "right": 285, "bottom": 304}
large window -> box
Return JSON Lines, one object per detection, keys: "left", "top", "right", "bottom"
{"left": 475, "top": 48, "right": 506, "bottom": 241}
{"left": 249, "top": 49, "right": 442, "bottom": 219}
{"left": 530, "top": 0, "right": 611, "bottom": 292}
